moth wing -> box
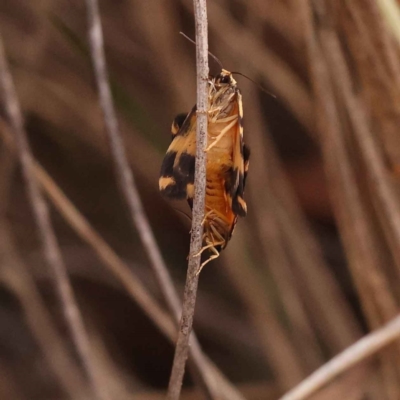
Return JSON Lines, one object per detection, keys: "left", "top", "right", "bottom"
{"left": 230, "top": 90, "right": 249, "bottom": 217}
{"left": 159, "top": 107, "right": 197, "bottom": 200}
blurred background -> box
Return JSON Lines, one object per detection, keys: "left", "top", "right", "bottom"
{"left": 1, "top": 0, "right": 400, "bottom": 399}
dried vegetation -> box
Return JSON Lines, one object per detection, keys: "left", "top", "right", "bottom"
{"left": 1, "top": 0, "right": 400, "bottom": 399}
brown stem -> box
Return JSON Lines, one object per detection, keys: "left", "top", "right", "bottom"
{"left": 0, "top": 31, "right": 106, "bottom": 400}
{"left": 166, "top": 1, "right": 209, "bottom": 399}
{"left": 280, "top": 314, "right": 400, "bottom": 400}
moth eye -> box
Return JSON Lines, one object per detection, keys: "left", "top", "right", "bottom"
{"left": 220, "top": 75, "right": 230, "bottom": 84}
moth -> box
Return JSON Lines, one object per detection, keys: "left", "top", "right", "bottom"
{"left": 159, "top": 69, "right": 250, "bottom": 273}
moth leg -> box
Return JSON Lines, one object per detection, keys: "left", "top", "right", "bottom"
{"left": 206, "top": 118, "right": 238, "bottom": 152}
{"left": 192, "top": 233, "right": 224, "bottom": 257}
{"left": 196, "top": 245, "right": 221, "bottom": 275}
{"left": 193, "top": 242, "right": 216, "bottom": 257}
{"left": 201, "top": 209, "right": 214, "bottom": 226}
{"left": 209, "top": 224, "right": 226, "bottom": 243}
{"left": 187, "top": 243, "right": 210, "bottom": 260}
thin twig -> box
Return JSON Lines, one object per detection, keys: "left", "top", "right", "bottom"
{"left": 279, "top": 314, "right": 400, "bottom": 400}
{"left": 0, "top": 131, "right": 87, "bottom": 399}
{"left": 203, "top": 0, "right": 313, "bottom": 134}
{"left": 318, "top": 2, "right": 400, "bottom": 354}
{"left": 0, "top": 226, "right": 88, "bottom": 400}
{"left": 84, "top": 0, "right": 185, "bottom": 341}
{"left": 323, "top": 18, "right": 400, "bottom": 277}
{"left": 222, "top": 234, "right": 307, "bottom": 388}
{"left": 84, "top": 2, "right": 230, "bottom": 399}
{"left": 300, "top": 1, "right": 400, "bottom": 397}
{"left": 244, "top": 92, "right": 321, "bottom": 378}
{"left": 376, "top": 0, "right": 400, "bottom": 44}
{"left": 37, "top": 162, "right": 244, "bottom": 400}
{"left": 0, "top": 119, "right": 246, "bottom": 400}
{"left": 166, "top": 1, "right": 209, "bottom": 399}
{"left": 0, "top": 32, "right": 106, "bottom": 400}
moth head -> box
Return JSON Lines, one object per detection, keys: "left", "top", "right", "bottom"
{"left": 214, "top": 69, "right": 237, "bottom": 87}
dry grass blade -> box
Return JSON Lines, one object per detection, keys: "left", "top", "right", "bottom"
{"left": 279, "top": 314, "right": 400, "bottom": 400}
{"left": 300, "top": 0, "right": 400, "bottom": 397}
{"left": 43, "top": 173, "right": 243, "bottom": 400}
{"left": 318, "top": 15, "right": 400, "bottom": 394}
{"left": 223, "top": 237, "right": 307, "bottom": 389}
{"left": 131, "top": 2, "right": 194, "bottom": 109}
{"left": 138, "top": 382, "right": 279, "bottom": 400}
{"left": 36, "top": 163, "right": 178, "bottom": 341}
{"left": 244, "top": 93, "right": 323, "bottom": 374}
{"left": 204, "top": 1, "right": 313, "bottom": 134}
{"left": 331, "top": 0, "right": 400, "bottom": 275}
{"left": 238, "top": 80, "right": 365, "bottom": 395}
{"left": 320, "top": 0, "right": 400, "bottom": 338}
{"left": 247, "top": 74, "right": 361, "bottom": 348}
{"left": 376, "top": 0, "right": 400, "bottom": 44}
{"left": 84, "top": 1, "right": 229, "bottom": 399}
{"left": 0, "top": 119, "right": 246, "bottom": 400}
{"left": 6, "top": 0, "right": 400, "bottom": 398}
{"left": 84, "top": 0, "right": 183, "bottom": 346}
{"left": 167, "top": 1, "right": 209, "bottom": 398}
{"left": 0, "top": 33, "right": 107, "bottom": 400}
{"left": 0, "top": 133, "right": 86, "bottom": 399}
{"left": 310, "top": 2, "right": 393, "bottom": 330}
{"left": 0, "top": 226, "right": 88, "bottom": 399}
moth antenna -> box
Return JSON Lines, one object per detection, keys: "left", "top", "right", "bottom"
{"left": 231, "top": 71, "right": 277, "bottom": 98}
{"left": 179, "top": 32, "right": 224, "bottom": 70}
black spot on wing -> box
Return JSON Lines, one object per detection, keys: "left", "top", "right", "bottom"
{"left": 243, "top": 143, "right": 250, "bottom": 163}
{"left": 159, "top": 151, "right": 186, "bottom": 199}
{"left": 232, "top": 172, "right": 247, "bottom": 217}
{"left": 225, "top": 145, "right": 249, "bottom": 217}
{"left": 160, "top": 180, "right": 187, "bottom": 199}
{"left": 243, "top": 144, "right": 250, "bottom": 187}
{"left": 224, "top": 167, "right": 246, "bottom": 216}
{"left": 177, "top": 152, "right": 195, "bottom": 184}
{"left": 175, "top": 105, "right": 197, "bottom": 138}
{"left": 160, "top": 151, "right": 176, "bottom": 178}
{"left": 171, "top": 113, "right": 188, "bottom": 137}
{"left": 161, "top": 152, "right": 195, "bottom": 199}
{"left": 232, "top": 197, "right": 247, "bottom": 217}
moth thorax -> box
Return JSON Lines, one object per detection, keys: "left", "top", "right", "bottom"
{"left": 209, "top": 88, "right": 236, "bottom": 119}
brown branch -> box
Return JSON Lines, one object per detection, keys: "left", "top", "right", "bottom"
{"left": 84, "top": 2, "right": 237, "bottom": 400}
{"left": 279, "top": 314, "right": 400, "bottom": 400}
{"left": 0, "top": 32, "right": 106, "bottom": 400}
{"left": 166, "top": 1, "right": 209, "bottom": 399}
